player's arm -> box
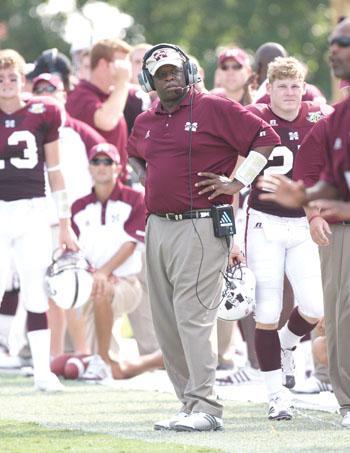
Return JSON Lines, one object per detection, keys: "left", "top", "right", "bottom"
{"left": 196, "top": 145, "right": 273, "bottom": 199}
{"left": 129, "top": 156, "right": 147, "bottom": 186}
{"left": 309, "top": 199, "right": 350, "bottom": 222}
{"left": 91, "top": 241, "right": 137, "bottom": 299}
{"left": 256, "top": 175, "right": 339, "bottom": 208}
{"left": 304, "top": 206, "right": 332, "bottom": 247}
{"left": 45, "top": 140, "right": 79, "bottom": 251}
{"left": 93, "top": 60, "right": 131, "bottom": 131}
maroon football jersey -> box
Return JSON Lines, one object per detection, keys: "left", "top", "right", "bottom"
{"left": 247, "top": 102, "right": 331, "bottom": 217}
{"left": 0, "top": 96, "right": 62, "bottom": 201}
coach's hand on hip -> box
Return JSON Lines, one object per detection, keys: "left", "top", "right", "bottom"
{"left": 196, "top": 172, "right": 244, "bottom": 199}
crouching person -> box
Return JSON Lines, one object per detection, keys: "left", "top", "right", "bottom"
{"left": 71, "top": 143, "right": 145, "bottom": 377}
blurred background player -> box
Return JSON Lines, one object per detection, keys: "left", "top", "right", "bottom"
{"left": 0, "top": 49, "right": 78, "bottom": 391}
{"left": 66, "top": 38, "right": 131, "bottom": 181}
{"left": 211, "top": 47, "right": 253, "bottom": 105}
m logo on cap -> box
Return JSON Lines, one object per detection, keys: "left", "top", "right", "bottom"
{"left": 153, "top": 50, "right": 168, "bottom": 61}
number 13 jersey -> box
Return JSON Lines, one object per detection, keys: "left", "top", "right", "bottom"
{"left": 0, "top": 96, "right": 62, "bottom": 201}
{"left": 246, "top": 101, "right": 332, "bottom": 217}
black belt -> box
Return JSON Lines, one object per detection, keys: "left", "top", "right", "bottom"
{"left": 155, "top": 209, "right": 212, "bottom": 221}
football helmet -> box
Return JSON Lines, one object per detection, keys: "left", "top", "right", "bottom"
{"left": 45, "top": 249, "right": 93, "bottom": 310}
{"left": 218, "top": 264, "right": 256, "bottom": 321}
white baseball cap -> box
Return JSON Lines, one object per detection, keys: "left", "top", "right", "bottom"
{"left": 146, "top": 47, "right": 185, "bottom": 76}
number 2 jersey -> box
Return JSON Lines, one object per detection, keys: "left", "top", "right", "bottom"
{"left": 0, "top": 96, "right": 62, "bottom": 201}
{"left": 246, "top": 101, "right": 332, "bottom": 217}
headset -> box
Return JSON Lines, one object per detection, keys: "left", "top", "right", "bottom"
{"left": 138, "top": 43, "right": 200, "bottom": 93}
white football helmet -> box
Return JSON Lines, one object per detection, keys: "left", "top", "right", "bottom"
{"left": 45, "top": 249, "right": 93, "bottom": 310}
{"left": 218, "top": 264, "right": 256, "bottom": 321}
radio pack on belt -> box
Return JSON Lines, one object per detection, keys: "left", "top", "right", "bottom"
{"left": 211, "top": 204, "right": 236, "bottom": 238}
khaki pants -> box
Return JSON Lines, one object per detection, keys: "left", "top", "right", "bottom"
{"left": 321, "top": 224, "right": 350, "bottom": 414}
{"left": 84, "top": 276, "right": 142, "bottom": 355}
{"left": 146, "top": 215, "right": 228, "bottom": 418}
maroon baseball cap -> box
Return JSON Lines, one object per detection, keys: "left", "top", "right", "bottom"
{"left": 32, "top": 73, "right": 64, "bottom": 91}
{"left": 218, "top": 48, "right": 250, "bottom": 67}
{"left": 89, "top": 143, "right": 120, "bottom": 163}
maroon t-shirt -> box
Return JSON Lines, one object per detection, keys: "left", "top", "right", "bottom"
{"left": 124, "top": 86, "right": 151, "bottom": 136}
{"left": 64, "top": 113, "right": 105, "bottom": 153}
{"left": 66, "top": 80, "right": 128, "bottom": 173}
{"left": 127, "top": 89, "right": 280, "bottom": 214}
{"left": 0, "top": 96, "right": 62, "bottom": 201}
{"left": 256, "top": 83, "right": 325, "bottom": 105}
{"left": 247, "top": 102, "right": 331, "bottom": 217}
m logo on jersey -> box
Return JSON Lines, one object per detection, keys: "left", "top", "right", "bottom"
{"left": 5, "top": 120, "right": 15, "bottom": 128}
{"left": 270, "top": 119, "right": 278, "bottom": 126}
{"left": 28, "top": 103, "right": 46, "bottom": 114}
{"left": 306, "top": 111, "right": 323, "bottom": 123}
{"left": 289, "top": 131, "right": 299, "bottom": 141}
{"left": 184, "top": 122, "right": 198, "bottom": 132}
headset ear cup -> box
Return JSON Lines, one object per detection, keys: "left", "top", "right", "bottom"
{"left": 138, "top": 69, "right": 154, "bottom": 93}
{"left": 187, "top": 62, "right": 200, "bottom": 85}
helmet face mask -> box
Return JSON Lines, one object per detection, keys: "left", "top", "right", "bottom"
{"left": 45, "top": 249, "right": 93, "bottom": 310}
{"left": 218, "top": 264, "right": 256, "bottom": 321}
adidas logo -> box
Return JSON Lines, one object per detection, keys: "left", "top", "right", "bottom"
{"left": 220, "top": 211, "right": 233, "bottom": 226}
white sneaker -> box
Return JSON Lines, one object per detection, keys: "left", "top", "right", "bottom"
{"left": 216, "top": 365, "right": 261, "bottom": 386}
{"left": 0, "top": 352, "right": 32, "bottom": 369}
{"left": 174, "top": 412, "right": 224, "bottom": 432}
{"left": 35, "top": 372, "right": 65, "bottom": 392}
{"left": 292, "top": 375, "right": 332, "bottom": 394}
{"left": 268, "top": 394, "right": 293, "bottom": 421}
{"left": 154, "top": 411, "right": 188, "bottom": 430}
{"left": 281, "top": 347, "right": 296, "bottom": 389}
{"left": 81, "top": 355, "right": 112, "bottom": 381}
{"left": 341, "top": 411, "right": 350, "bottom": 428}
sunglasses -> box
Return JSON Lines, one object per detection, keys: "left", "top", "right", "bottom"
{"left": 221, "top": 63, "right": 243, "bottom": 71}
{"left": 90, "top": 157, "right": 114, "bottom": 166}
{"left": 329, "top": 36, "right": 350, "bottom": 47}
{"left": 33, "top": 84, "right": 57, "bottom": 94}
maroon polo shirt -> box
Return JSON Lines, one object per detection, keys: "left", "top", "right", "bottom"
{"left": 318, "top": 99, "right": 350, "bottom": 201}
{"left": 0, "top": 96, "right": 62, "bottom": 201}
{"left": 127, "top": 88, "right": 280, "bottom": 214}
{"left": 247, "top": 101, "right": 332, "bottom": 217}
{"left": 66, "top": 79, "right": 128, "bottom": 175}
{"left": 293, "top": 117, "right": 328, "bottom": 187}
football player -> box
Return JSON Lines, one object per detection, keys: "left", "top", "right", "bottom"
{"left": 244, "top": 57, "right": 330, "bottom": 420}
{"left": 0, "top": 49, "right": 78, "bottom": 391}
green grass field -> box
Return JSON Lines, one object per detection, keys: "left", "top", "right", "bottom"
{"left": 0, "top": 374, "right": 349, "bottom": 453}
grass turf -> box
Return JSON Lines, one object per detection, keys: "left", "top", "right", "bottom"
{"left": 1, "top": 374, "right": 350, "bottom": 452}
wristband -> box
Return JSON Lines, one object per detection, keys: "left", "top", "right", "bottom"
{"left": 52, "top": 190, "right": 71, "bottom": 219}
{"left": 308, "top": 214, "right": 321, "bottom": 224}
{"left": 235, "top": 151, "right": 268, "bottom": 186}
{"left": 47, "top": 164, "right": 61, "bottom": 173}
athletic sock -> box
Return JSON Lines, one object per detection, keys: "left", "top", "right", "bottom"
{"left": 279, "top": 307, "right": 317, "bottom": 350}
